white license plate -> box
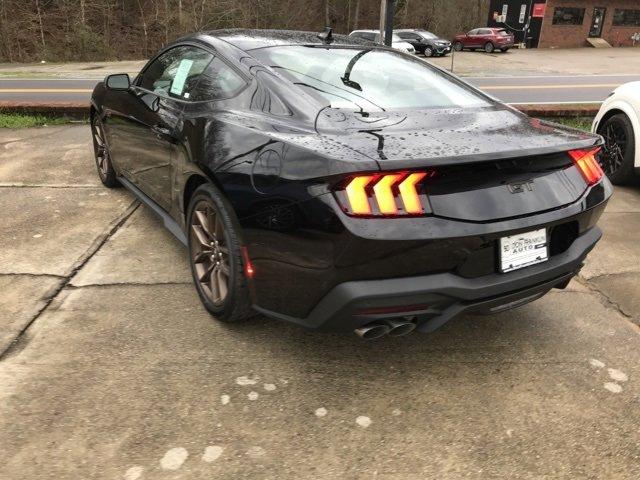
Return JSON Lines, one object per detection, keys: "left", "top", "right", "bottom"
{"left": 499, "top": 228, "right": 548, "bottom": 273}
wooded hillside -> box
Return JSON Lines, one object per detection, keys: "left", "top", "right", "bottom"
{"left": 0, "top": 0, "right": 489, "bottom": 62}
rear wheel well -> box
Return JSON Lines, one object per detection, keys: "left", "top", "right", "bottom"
{"left": 183, "top": 174, "right": 209, "bottom": 213}
{"left": 597, "top": 109, "right": 627, "bottom": 132}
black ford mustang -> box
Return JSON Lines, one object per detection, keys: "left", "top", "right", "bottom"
{"left": 90, "top": 29, "right": 611, "bottom": 339}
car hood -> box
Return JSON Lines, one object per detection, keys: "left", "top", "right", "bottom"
{"left": 315, "top": 105, "right": 601, "bottom": 170}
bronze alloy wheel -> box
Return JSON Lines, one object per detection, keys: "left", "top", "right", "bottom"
{"left": 91, "top": 116, "right": 118, "bottom": 187}
{"left": 92, "top": 118, "right": 110, "bottom": 179}
{"left": 190, "top": 199, "right": 231, "bottom": 306}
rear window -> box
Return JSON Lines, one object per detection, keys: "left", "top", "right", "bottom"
{"left": 251, "top": 46, "right": 490, "bottom": 111}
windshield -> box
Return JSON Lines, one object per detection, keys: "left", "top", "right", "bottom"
{"left": 419, "top": 32, "right": 438, "bottom": 39}
{"left": 497, "top": 30, "right": 510, "bottom": 36}
{"left": 251, "top": 46, "right": 490, "bottom": 111}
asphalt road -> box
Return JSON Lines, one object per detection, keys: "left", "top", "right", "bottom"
{"left": 467, "top": 74, "right": 640, "bottom": 104}
{"left": 1, "top": 74, "right": 639, "bottom": 105}
{"left": 1, "top": 125, "right": 640, "bottom": 479}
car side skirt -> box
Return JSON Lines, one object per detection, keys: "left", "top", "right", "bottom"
{"left": 118, "top": 175, "right": 188, "bottom": 246}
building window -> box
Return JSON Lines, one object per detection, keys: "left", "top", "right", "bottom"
{"left": 613, "top": 9, "right": 640, "bottom": 27}
{"left": 552, "top": 7, "right": 585, "bottom": 25}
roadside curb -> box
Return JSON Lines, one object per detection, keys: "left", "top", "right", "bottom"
{"left": 513, "top": 103, "right": 601, "bottom": 117}
{"left": 0, "top": 101, "right": 601, "bottom": 119}
{"left": 0, "top": 102, "right": 89, "bottom": 118}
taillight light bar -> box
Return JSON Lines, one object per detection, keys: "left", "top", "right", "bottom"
{"left": 568, "top": 147, "right": 604, "bottom": 186}
{"left": 334, "top": 171, "right": 433, "bottom": 217}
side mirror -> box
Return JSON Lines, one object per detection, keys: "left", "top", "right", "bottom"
{"left": 105, "top": 73, "right": 130, "bottom": 91}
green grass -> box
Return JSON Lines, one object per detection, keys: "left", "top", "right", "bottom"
{"left": 543, "top": 116, "right": 594, "bottom": 132}
{"left": 0, "top": 112, "right": 72, "bottom": 128}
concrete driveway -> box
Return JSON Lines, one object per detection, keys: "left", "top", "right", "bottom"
{"left": 1, "top": 125, "right": 639, "bottom": 479}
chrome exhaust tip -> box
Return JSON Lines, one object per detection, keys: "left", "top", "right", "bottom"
{"left": 354, "top": 323, "right": 390, "bottom": 340}
{"left": 386, "top": 317, "right": 417, "bottom": 337}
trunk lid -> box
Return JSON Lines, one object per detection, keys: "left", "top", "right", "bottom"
{"left": 317, "top": 105, "right": 601, "bottom": 222}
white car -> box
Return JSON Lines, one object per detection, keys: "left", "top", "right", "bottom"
{"left": 592, "top": 82, "right": 639, "bottom": 184}
{"left": 348, "top": 30, "right": 416, "bottom": 54}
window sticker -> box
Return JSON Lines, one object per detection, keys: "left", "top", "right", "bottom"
{"left": 170, "top": 59, "right": 194, "bottom": 96}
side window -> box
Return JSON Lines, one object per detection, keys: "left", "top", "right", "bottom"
{"left": 191, "top": 56, "right": 246, "bottom": 101}
{"left": 468, "top": 29, "right": 478, "bottom": 35}
{"left": 361, "top": 32, "right": 375, "bottom": 41}
{"left": 138, "top": 45, "right": 213, "bottom": 100}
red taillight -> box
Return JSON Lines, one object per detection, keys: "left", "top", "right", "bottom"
{"left": 568, "top": 147, "right": 604, "bottom": 186}
{"left": 336, "top": 171, "right": 432, "bottom": 217}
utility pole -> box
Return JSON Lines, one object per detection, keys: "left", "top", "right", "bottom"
{"left": 379, "top": 0, "right": 396, "bottom": 46}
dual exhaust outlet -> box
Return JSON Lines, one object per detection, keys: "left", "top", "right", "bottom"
{"left": 354, "top": 317, "right": 417, "bottom": 340}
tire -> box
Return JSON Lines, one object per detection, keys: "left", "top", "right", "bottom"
{"left": 597, "top": 113, "right": 636, "bottom": 185}
{"left": 424, "top": 46, "right": 434, "bottom": 57}
{"left": 186, "top": 183, "right": 253, "bottom": 322}
{"left": 453, "top": 41, "right": 463, "bottom": 52}
{"left": 484, "top": 42, "right": 495, "bottom": 53}
{"left": 90, "top": 114, "right": 119, "bottom": 188}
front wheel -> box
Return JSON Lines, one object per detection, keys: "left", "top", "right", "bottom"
{"left": 453, "top": 41, "right": 463, "bottom": 52}
{"left": 484, "top": 42, "right": 495, "bottom": 53}
{"left": 597, "top": 113, "right": 636, "bottom": 185}
{"left": 90, "top": 115, "right": 119, "bottom": 188}
{"left": 424, "top": 46, "right": 434, "bottom": 57}
{"left": 187, "top": 183, "right": 254, "bottom": 322}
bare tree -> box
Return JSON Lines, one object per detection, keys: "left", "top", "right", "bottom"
{"left": 136, "top": 0, "right": 148, "bottom": 56}
{"left": 34, "top": 0, "right": 46, "bottom": 53}
{"left": 0, "top": 0, "right": 490, "bottom": 62}
{"left": 353, "top": 0, "right": 360, "bottom": 29}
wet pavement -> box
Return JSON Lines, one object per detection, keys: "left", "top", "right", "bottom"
{"left": 1, "top": 125, "right": 639, "bottom": 479}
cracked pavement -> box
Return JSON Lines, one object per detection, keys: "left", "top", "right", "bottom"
{"left": 0, "top": 125, "right": 639, "bottom": 479}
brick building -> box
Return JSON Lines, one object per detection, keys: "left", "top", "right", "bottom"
{"left": 488, "top": 1, "right": 640, "bottom": 48}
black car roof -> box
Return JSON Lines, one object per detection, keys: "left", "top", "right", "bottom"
{"left": 201, "top": 28, "right": 369, "bottom": 51}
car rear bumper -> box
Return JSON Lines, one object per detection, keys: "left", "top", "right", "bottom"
{"left": 253, "top": 225, "right": 602, "bottom": 333}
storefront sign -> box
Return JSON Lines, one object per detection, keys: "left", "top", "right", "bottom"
{"left": 532, "top": 3, "right": 546, "bottom": 18}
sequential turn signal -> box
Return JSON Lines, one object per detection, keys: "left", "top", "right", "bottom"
{"left": 399, "top": 172, "right": 427, "bottom": 214}
{"left": 340, "top": 171, "right": 430, "bottom": 217}
{"left": 345, "top": 175, "right": 376, "bottom": 215}
{"left": 373, "top": 173, "right": 405, "bottom": 214}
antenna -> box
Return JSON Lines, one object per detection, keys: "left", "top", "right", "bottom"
{"left": 317, "top": 26, "right": 334, "bottom": 45}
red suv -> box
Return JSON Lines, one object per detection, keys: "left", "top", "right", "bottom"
{"left": 453, "top": 28, "right": 514, "bottom": 53}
